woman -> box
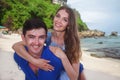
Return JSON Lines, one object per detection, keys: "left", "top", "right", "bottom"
{"left": 12, "top": 6, "right": 85, "bottom": 80}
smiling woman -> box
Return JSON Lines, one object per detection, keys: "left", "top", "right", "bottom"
{"left": 12, "top": 6, "right": 85, "bottom": 80}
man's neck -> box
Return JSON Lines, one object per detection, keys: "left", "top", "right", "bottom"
{"left": 29, "top": 53, "right": 40, "bottom": 58}
{"left": 28, "top": 48, "right": 43, "bottom": 59}
{"left": 28, "top": 48, "right": 43, "bottom": 75}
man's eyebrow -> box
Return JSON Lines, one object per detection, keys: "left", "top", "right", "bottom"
{"left": 27, "top": 34, "right": 35, "bottom": 37}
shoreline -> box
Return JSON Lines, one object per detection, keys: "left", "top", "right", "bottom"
{"left": 80, "top": 36, "right": 120, "bottom": 60}
{"left": 0, "top": 34, "right": 120, "bottom": 80}
{"left": 81, "top": 49, "right": 120, "bottom": 80}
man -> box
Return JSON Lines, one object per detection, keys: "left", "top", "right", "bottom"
{"left": 14, "top": 18, "right": 64, "bottom": 80}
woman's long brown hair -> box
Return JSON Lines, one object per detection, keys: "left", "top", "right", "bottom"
{"left": 56, "top": 6, "right": 81, "bottom": 64}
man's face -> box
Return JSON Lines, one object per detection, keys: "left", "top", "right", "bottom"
{"left": 22, "top": 28, "right": 46, "bottom": 56}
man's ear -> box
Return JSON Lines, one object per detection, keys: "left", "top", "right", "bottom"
{"left": 21, "top": 34, "right": 25, "bottom": 42}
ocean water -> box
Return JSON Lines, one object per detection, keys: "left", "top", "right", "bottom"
{"left": 80, "top": 36, "right": 120, "bottom": 59}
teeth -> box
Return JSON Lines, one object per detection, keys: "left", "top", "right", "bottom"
{"left": 56, "top": 23, "right": 61, "bottom": 27}
{"left": 33, "top": 46, "right": 39, "bottom": 48}
{"left": 56, "top": 24, "right": 59, "bottom": 27}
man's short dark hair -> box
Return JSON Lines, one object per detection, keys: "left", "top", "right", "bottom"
{"left": 22, "top": 18, "right": 47, "bottom": 36}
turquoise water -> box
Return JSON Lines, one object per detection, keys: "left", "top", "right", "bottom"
{"left": 80, "top": 36, "right": 120, "bottom": 59}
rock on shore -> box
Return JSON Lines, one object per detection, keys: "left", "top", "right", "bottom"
{"left": 79, "top": 30, "right": 105, "bottom": 38}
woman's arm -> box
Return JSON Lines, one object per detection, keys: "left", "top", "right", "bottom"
{"left": 49, "top": 46, "right": 79, "bottom": 80}
{"left": 12, "top": 41, "right": 33, "bottom": 62}
{"left": 78, "top": 71, "right": 86, "bottom": 80}
{"left": 12, "top": 41, "right": 54, "bottom": 71}
{"left": 61, "top": 56, "right": 79, "bottom": 80}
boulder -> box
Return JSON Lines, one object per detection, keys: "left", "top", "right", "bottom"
{"left": 79, "top": 30, "right": 105, "bottom": 38}
{"left": 110, "top": 31, "right": 118, "bottom": 36}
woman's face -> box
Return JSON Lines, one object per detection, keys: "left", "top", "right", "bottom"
{"left": 53, "top": 9, "right": 69, "bottom": 32}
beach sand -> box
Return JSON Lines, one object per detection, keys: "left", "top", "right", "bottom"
{"left": 0, "top": 34, "right": 24, "bottom": 80}
{"left": 0, "top": 34, "right": 120, "bottom": 80}
{"left": 81, "top": 49, "right": 120, "bottom": 80}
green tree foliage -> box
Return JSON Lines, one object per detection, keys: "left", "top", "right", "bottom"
{"left": 74, "top": 9, "right": 88, "bottom": 31}
{"left": 0, "top": 0, "right": 87, "bottom": 31}
{"left": 0, "top": 0, "right": 60, "bottom": 30}
{"left": 0, "top": 0, "right": 31, "bottom": 30}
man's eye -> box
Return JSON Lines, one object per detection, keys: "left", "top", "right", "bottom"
{"left": 29, "top": 36, "right": 34, "bottom": 38}
{"left": 39, "top": 35, "right": 46, "bottom": 39}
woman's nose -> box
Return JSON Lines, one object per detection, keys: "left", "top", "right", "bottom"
{"left": 57, "top": 18, "right": 62, "bottom": 23}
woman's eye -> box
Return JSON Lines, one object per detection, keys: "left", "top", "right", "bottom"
{"left": 64, "top": 18, "right": 68, "bottom": 22}
{"left": 56, "top": 14, "right": 60, "bottom": 18}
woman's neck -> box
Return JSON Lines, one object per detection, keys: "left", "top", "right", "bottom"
{"left": 52, "top": 31, "right": 65, "bottom": 39}
{"left": 52, "top": 31, "right": 65, "bottom": 46}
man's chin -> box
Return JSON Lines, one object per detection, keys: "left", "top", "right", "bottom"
{"left": 32, "top": 52, "right": 41, "bottom": 58}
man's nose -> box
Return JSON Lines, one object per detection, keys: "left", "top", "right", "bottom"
{"left": 34, "top": 38, "right": 39, "bottom": 45}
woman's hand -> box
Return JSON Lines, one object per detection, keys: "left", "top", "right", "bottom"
{"left": 32, "top": 58, "right": 54, "bottom": 71}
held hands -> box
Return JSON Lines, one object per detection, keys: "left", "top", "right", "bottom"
{"left": 31, "top": 46, "right": 67, "bottom": 71}
{"left": 32, "top": 58, "right": 54, "bottom": 71}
